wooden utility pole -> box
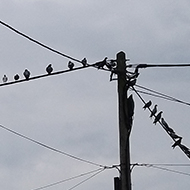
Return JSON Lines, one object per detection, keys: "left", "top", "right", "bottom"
{"left": 117, "top": 51, "right": 131, "bottom": 190}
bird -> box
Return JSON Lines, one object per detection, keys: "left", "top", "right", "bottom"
{"left": 161, "top": 118, "right": 174, "bottom": 133}
{"left": 14, "top": 74, "right": 19, "bottom": 80}
{"left": 179, "top": 144, "right": 189, "bottom": 153}
{"left": 2, "top": 75, "right": 8, "bottom": 83}
{"left": 46, "top": 64, "right": 53, "bottom": 74}
{"left": 150, "top": 105, "right": 157, "bottom": 118}
{"left": 81, "top": 58, "right": 87, "bottom": 66}
{"left": 172, "top": 137, "right": 182, "bottom": 149}
{"left": 143, "top": 100, "right": 152, "bottom": 109}
{"left": 68, "top": 61, "right": 74, "bottom": 70}
{"left": 23, "top": 69, "right": 30, "bottom": 80}
{"left": 153, "top": 111, "right": 163, "bottom": 124}
{"left": 170, "top": 132, "right": 182, "bottom": 140}
{"left": 95, "top": 57, "right": 107, "bottom": 69}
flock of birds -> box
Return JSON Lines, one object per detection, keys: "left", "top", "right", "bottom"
{"left": 1, "top": 58, "right": 89, "bottom": 83}
{"left": 1, "top": 57, "right": 117, "bottom": 84}
{"left": 143, "top": 100, "right": 190, "bottom": 158}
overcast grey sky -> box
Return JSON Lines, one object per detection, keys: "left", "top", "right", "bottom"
{"left": 0, "top": 0, "right": 190, "bottom": 190}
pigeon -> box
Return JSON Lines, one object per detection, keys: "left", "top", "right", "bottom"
{"left": 23, "top": 69, "right": 30, "bottom": 80}
{"left": 46, "top": 64, "right": 53, "bottom": 74}
{"left": 143, "top": 101, "right": 152, "bottom": 109}
{"left": 95, "top": 57, "right": 107, "bottom": 69}
{"left": 179, "top": 144, "right": 189, "bottom": 153}
{"left": 153, "top": 111, "right": 163, "bottom": 124}
{"left": 68, "top": 61, "right": 74, "bottom": 70}
{"left": 14, "top": 74, "right": 19, "bottom": 80}
{"left": 81, "top": 58, "right": 87, "bottom": 66}
{"left": 150, "top": 105, "right": 157, "bottom": 118}
{"left": 2, "top": 75, "right": 8, "bottom": 83}
{"left": 161, "top": 118, "right": 174, "bottom": 133}
{"left": 170, "top": 132, "right": 182, "bottom": 140}
{"left": 172, "top": 137, "right": 182, "bottom": 149}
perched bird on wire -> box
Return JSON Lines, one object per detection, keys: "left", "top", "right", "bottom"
{"left": 81, "top": 58, "right": 87, "bottom": 67}
{"left": 150, "top": 105, "right": 157, "bottom": 118}
{"left": 170, "top": 132, "right": 182, "bottom": 140}
{"left": 23, "top": 69, "right": 30, "bottom": 80}
{"left": 68, "top": 61, "right": 74, "bottom": 70}
{"left": 172, "top": 137, "right": 182, "bottom": 149}
{"left": 161, "top": 118, "right": 174, "bottom": 133}
{"left": 2, "top": 75, "right": 8, "bottom": 83}
{"left": 143, "top": 100, "right": 152, "bottom": 109}
{"left": 153, "top": 111, "right": 163, "bottom": 124}
{"left": 46, "top": 64, "right": 53, "bottom": 74}
{"left": 14, "top": 74, "right": 19, "bottom": 81}
{"left": 95, "top": 57, "right": 107, "bottom": 69}
{"left": 179, "top": 144, "right": 190, "bottom": 153}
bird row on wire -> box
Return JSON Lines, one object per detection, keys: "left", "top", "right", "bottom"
{"left": 143, "top": 100, "right": 190, "bottom": 158}
{"left": 1, "top": 58, "right": 88, "bottom": 83}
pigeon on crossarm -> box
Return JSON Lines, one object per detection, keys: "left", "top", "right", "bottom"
{"left": 153, "top": 111, "right": 163, "bottom": 124}
{"left": 95, "top": 57, "right": 107, "bottom": 69}
{"left": 143, "top": 100, "right": 152, "bottom": 109}
{"left": 150, "top": 105, "right": 157, "bottom": 118}
{"left": 46, "top": 64, "right": 53, "bottom": 74}
{"left": 14, "top": 74, "right": 19, "bottom": 81}
{"left": 2, "top": 75, "right": 8, "bottom": 83}
{"left": 172, "top": 137, "right": 182, "bottom": 149}
{"left": 68, "top": 61, "right": 74, "bottom": 70}
{"left": 23, "top": 69, "right": 30, "bottom": 80}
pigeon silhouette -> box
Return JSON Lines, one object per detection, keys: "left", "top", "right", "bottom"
{"left": 170, "top": 132, "right": 182, "bottom": 140}
{"left": 95, "top": 57, "right": 107, "bottom": 69}
{"left": 179, "top": 144, "right": 190, "bottom": 153}
{"left": 143, "top": 101, "right": 152, "bottom": 109}
{"left": 161, "top": 118, "right": 174, "bottom": 133}
{"left": 150, "top": 105, "right": 157, "bottom": 118}
{"left": 172, "top": 137, "right": 182, "bottom": 149}
{"left": 68, "top": 61, "right": 74, "bottom": 70}
{"left": 23, "top": 69, "right": 30, "bottom": 80}
{"left": 14, "top": 74, "right": 19, "bottom": 80}
{"left": 81, "top": 58, "right": 87, "bottom": 66}
{"left": 46, "top": 64, "right": 53, "bottom": 74}
{"left": 153, "top": 111, "right": 163, "bottom": 124}
{"left": 2, "top": 75, "right": 8, "bottom": 83}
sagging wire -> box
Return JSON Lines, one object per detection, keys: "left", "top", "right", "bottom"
{"left": 0, "top": 124, "right": 105, "bottom": 168}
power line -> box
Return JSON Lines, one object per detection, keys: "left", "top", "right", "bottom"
{"left": 131, "top": 86, "right": 190, "bottom": 160}
{"left": 67, "top": 168, "right": 105, "bottom": 190}
{"left": 132, "top": 163, "right": 190, "bottom": 177}
{"left": 31, "top": 168, "right": 103, "bottom": 190}
{"left": 0, "top": 124, "right": 105, "bottom": 168}
{"left": 127, "top": 63, "right": 190, "bottom": 68}
{"left": 133, "top": 84, "right": 190, "bottom": 106}
{"left": 0, "top": 20, "right": 82, "bottom": 63}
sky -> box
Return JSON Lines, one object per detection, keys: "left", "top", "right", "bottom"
{"left": 0, "top": 0, "right": 190, "bottom": 189}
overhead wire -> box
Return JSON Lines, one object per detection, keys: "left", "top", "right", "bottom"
{"left": 0, "top": 124, "right": 105, "bottom": 168}
{"left": 31, "top": 168, "right": 103, "bottom": 190}
{"left": 0, "top": 20, "right": 82, "bottom": 63}
{"left": 135, "top": 84, "right": 190, "bottom": 106}
{"left": 131, "top": 86, "right": 190, "bottom": 160}
{"left": 131, "top": 163, "right": 190, "bottom": 177}
{"left": 67, "top": 168, "right": 105, "bottom": 190}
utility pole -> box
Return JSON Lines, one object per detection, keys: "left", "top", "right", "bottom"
{"left": 117, "top": 51, "right": 131, "bottom": 190}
